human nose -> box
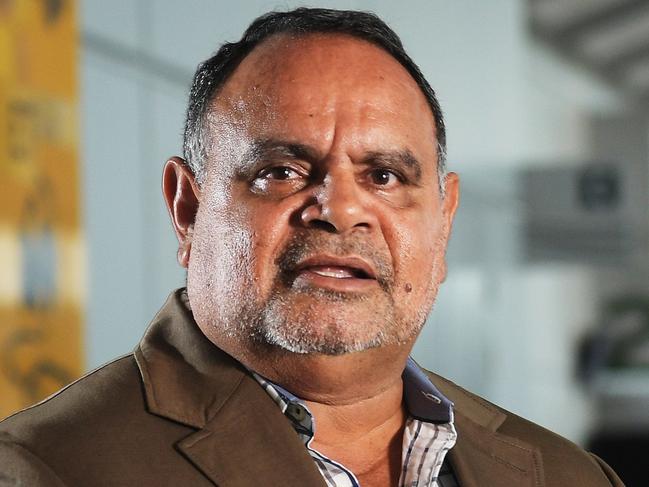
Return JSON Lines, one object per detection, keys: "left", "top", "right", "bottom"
{"left": 300, "top": 169, "right": 375, "bottom": 233}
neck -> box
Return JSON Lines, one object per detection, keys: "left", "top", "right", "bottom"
{"left": 222, "top": 340, "right": 415, "bottom": 486}
{"left": 241, "top": 341, "right": 413, "bottom": 403}
{"left": 307, "top": 386, "right": 406, "bottom": 485}
{"left": 305, "top": 376, "right": 405, "bottom": 445}
{"left": 252, "top": 345, "right": 411, "bottom": 430}
{"left": 225, "top": 337, "right": 414, "bottom": 431}
{"left": 256, "top": 348, "right": 410, "bottom": 486}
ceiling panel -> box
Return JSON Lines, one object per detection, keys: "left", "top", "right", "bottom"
{"left": 623, "top": 60, "right": 649, "bottom": 90}
{"left": 576, "top": 3, "right": 649, "bottom": 61}
{"left": 531, "top": 0, "right": 625, "bottom": 31}
{"left": 530, "top": 0, "right": 649, "bottom": 100}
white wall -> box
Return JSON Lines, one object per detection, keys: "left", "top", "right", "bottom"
{"left": 80, "top": 0, "right": 625, "bottom": 443}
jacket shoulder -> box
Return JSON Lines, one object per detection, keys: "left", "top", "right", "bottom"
{"left": 429, "top": 372, "right": 624, "bottom": 486}
{"left": 0, "top": 354, "right": 196, "bottom": 485}
{"left": 0, "top": 431, "right": 67, "bottom": 486}
{"left": 497, "top": 405, "right": 624, "bottom": 486}
{"left": 0, "top": 355, "right": 144, "bottom": 483}
{"left": 0, "top": 354, "right": 141, "bottom": 439}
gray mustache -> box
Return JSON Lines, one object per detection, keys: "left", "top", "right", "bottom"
{"left": 275, "top": 233, "right": 394, "bottom": 292}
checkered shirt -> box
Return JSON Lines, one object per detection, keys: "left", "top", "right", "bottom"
{"left": 252, "top": 358, "right": 459, "bottom": 486}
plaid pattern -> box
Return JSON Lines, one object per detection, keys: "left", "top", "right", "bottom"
{"left": 252, "top": 358, "right": 459, "bottom": 486}
{"left": 400, "top": 418, "right": 457, "bottom": 487}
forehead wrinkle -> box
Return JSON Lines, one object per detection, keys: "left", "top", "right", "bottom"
{"left": 218, "top": 33, "right": 430, "bottom": 117}
{"left": 208, "top": 34, "right": 439, "bottom": 180}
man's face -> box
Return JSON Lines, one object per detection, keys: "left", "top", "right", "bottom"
{"left": 185, "top": 34, "right": 458, "bottom": 356}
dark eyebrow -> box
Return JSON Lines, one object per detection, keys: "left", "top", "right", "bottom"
{"left": 241, "top": 138, "right": 322, "bottom": 169}
{"left": 240, "top": 139, "right": 423, "bottom": 183}
{"left": 363, "top": 149, "right": 422, "bottom": 182}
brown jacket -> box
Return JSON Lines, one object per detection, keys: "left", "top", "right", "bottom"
{"left": 0, "top": 290, "right": 624, "bottom": 486}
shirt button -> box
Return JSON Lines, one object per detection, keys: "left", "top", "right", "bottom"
{"left": 287, "top": 403, "right": 307, "bottom": 421}
{"left": 422, "top": 391, "right": 442, "bottom": 404}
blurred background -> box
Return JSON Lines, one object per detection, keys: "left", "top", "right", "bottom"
{"left": 1, "top": 0, "right": 648, "bottom": 484}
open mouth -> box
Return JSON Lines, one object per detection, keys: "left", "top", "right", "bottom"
{"left": 291, "top": 255, "right": 378, "bottom": 292}
{"left": 306, "top": 265, "right": 372, "bottom": 279}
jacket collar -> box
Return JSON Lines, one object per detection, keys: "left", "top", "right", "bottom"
{"left": 135, "top": 289, "right": 542, "bottom": 487}
{"left": 135, "top": 289, "right": 244, "bottom": 429}
{"left": 134, "top": 289, "right": 326, "bottom": 486}
{"left": 431, "top": 374, "right": 544, "bottom": 487}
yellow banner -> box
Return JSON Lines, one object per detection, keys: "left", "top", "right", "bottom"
{"left": 0, "top": 0, "right": 83, "bottom": 419}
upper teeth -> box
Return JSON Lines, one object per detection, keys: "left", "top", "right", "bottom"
{"left": 311, "top": 267, "right": 354, "bottom": 279}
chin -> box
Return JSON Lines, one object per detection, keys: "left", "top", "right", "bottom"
{"left": 252, "top": 297, "right": 420, "bottom": 356}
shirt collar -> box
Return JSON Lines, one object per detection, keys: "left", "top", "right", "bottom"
{"left": 251, "top": 357, "right": 454, "bottom": 425}
{"left": 402, "top": 357, "right": 454, "bottom": 424}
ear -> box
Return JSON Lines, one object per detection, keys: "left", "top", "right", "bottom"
{"left": 439, "top": 171, "right": 460, "bottom": 281}
{"left": 162, "top": 157, "right": 201, "bottom": 268}
{"left": 442, "top": 172, "right": 460, "bottom": 228}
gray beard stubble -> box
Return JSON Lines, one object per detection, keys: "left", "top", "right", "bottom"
{"left": 237, "top": 232, "right": 421, "bottom": 355}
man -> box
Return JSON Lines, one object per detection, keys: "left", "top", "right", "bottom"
{"left": 0, "top": 8, "right": 624, "bottom": 487}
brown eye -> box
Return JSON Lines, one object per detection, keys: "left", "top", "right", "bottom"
{"left": 266, "top": 166, "right": 300, "bottom": 181}
{"left": 251, "top": 164, "right": 308, "bottom": 195}
{"left": 265, "top": 166, "right": 300, "bottom": 180}
{"left": 370, "top": 168, "right": 399, "bottom": 186}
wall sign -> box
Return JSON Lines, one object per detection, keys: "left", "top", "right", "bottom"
{"left": 0, "top": 0, "right": 82, "bottom": 418}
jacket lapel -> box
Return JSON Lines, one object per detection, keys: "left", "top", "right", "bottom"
{"left": 135, "top": 290, "right": 326, "bottom": 486}
{"left": 137, "top": 290, "right": 545, "bottom": 486}
{"left": 431, "top": 374, "right": 544, "bottom": 487}
{"left": 176, "top": 376, "right": 326, "bottom": 487}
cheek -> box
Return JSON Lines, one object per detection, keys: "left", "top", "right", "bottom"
{"left": 230, "top": 195, "right": 298, "bottom": 291}
{"left": 248, "top": 220, "right": 280, "bottom": 287}
{"left": 387, "top": 222, "right": 445, "bottom": 322}
{"left": 386, "top": 212, "right": 440, "bottom": 285}
{"left": 191, "top": 205, "right": 256, "bottom": 284}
